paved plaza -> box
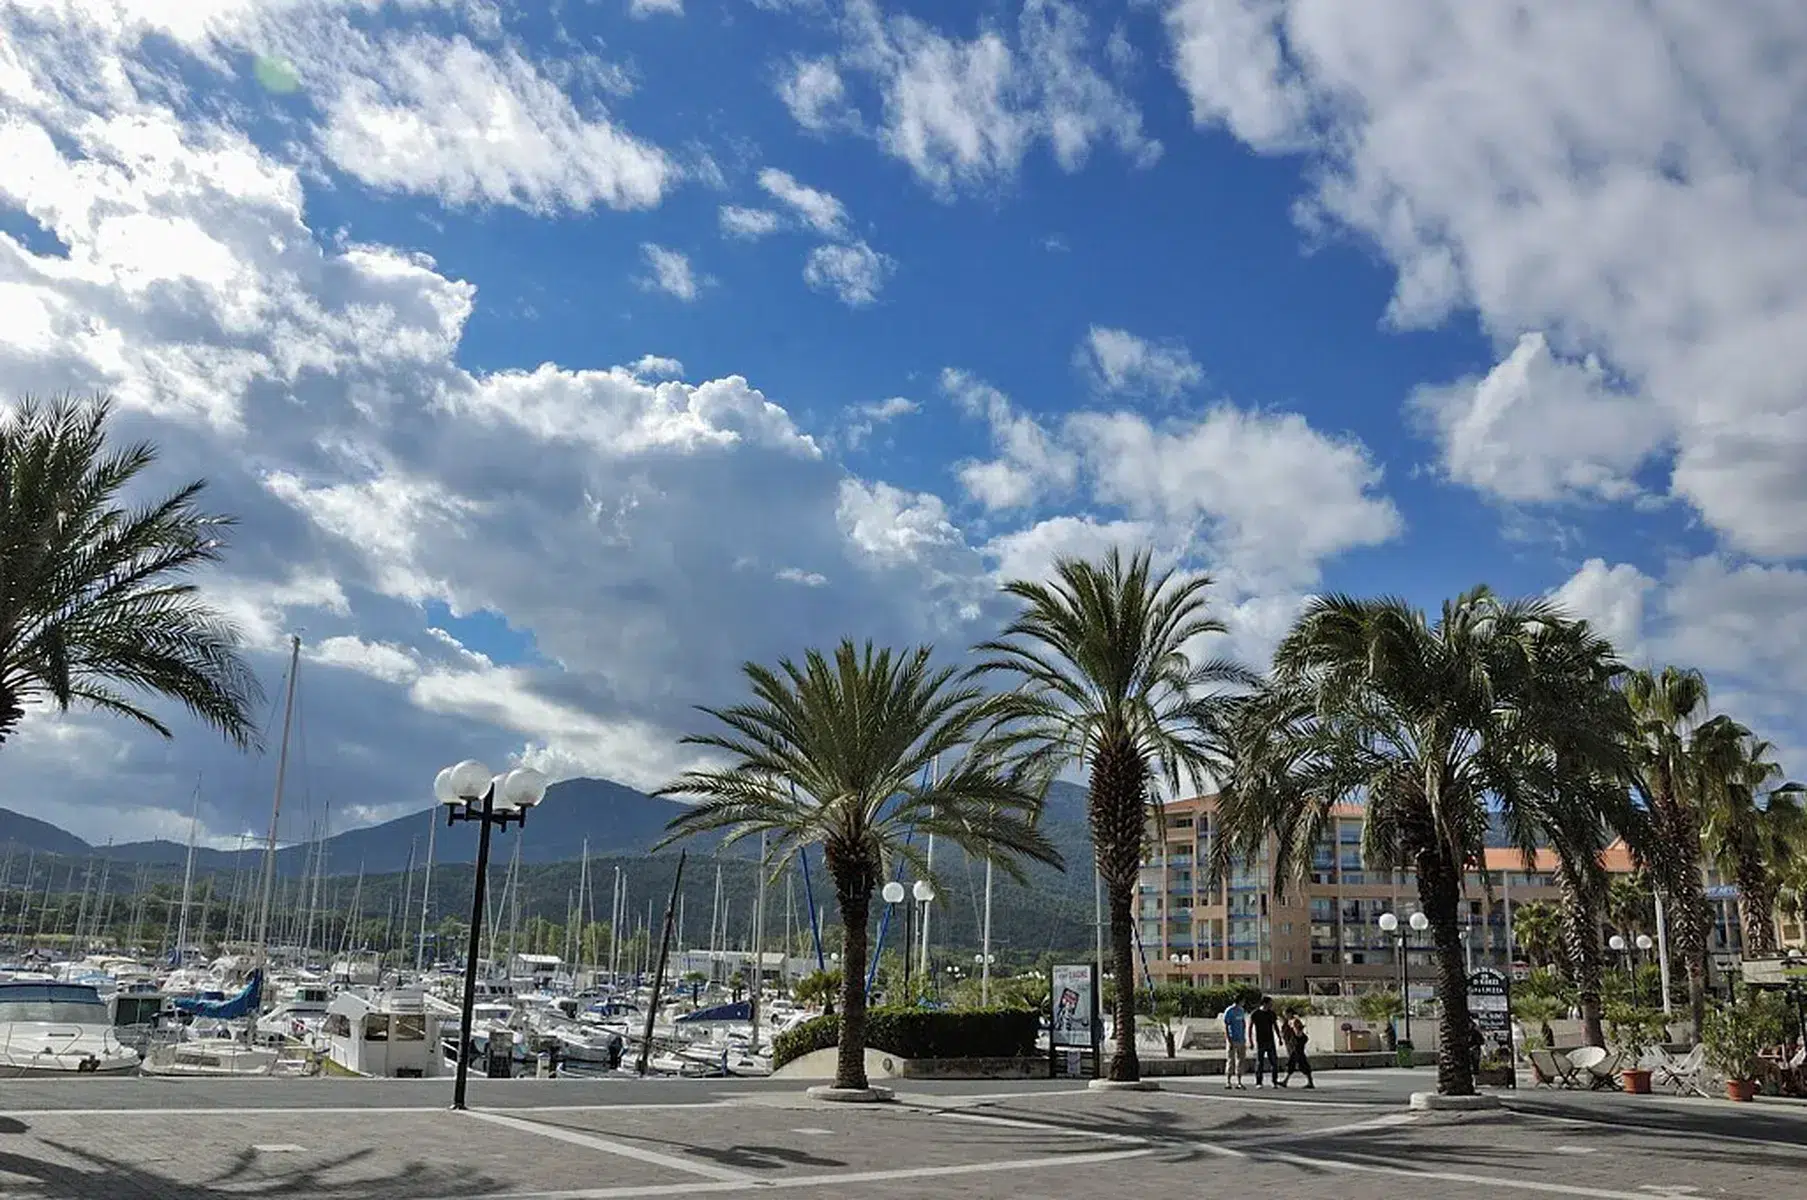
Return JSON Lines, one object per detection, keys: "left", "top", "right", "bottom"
{"left": 0, "top": 1070, "right": 1802, "bottom": 1199}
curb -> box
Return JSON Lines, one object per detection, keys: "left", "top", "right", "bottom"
{"left": 806, "top": 1085, "right": 896, "bottom": 1103}
{"left": 1409, "top": 1091, "right": 1503, "bottom": 1112}
{"left": 1088, "top": 1079, "right": 1162, "bottom": 1092}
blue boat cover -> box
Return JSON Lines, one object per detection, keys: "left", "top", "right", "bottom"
{"left": 676, "top": 1000, "right": 751, "bottom": 1024}
{"left": 173, "top": 969, "right": 261, "bottom": 1019}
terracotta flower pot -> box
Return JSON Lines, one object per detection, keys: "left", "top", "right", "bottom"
{"left": 1726, "top": 1079, "right": 1757, "bottom": 1103}
{"left": 1620, "top": 1068, "right": 1652, "bottom": 1095}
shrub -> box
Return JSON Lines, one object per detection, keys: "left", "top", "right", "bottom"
{"left": 770, "top": 1006, "right": 1041, "bottom": 1070}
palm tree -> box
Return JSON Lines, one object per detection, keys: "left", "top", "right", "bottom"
{"left": 1512, "top": 901, "right": 1565, "bottom": 970}
{"left": 1623, "top": 667, "right": 1716, "bottom": 1041}
{"left": 970, "top": 549, "right": 1253, "bottom": 1083}
{"left": 1701, "top": 729, "right": 1805, "bottom": 957}
{"left": 657, "top": 640, "right": 1061, "bottom": 1092}
{"left": 1216, "top": 588, "right": 1619, "bottom": 1095}
{"left": 1520, "top": 617, "right": 1643, "bottom": 1048}
{"left": 0, "top": 396, "right": 262, "bottom": 748}
{"left": 1606, "top": 874, "right": 1655, "bottom": 939}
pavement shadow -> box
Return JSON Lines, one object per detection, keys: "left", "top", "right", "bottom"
{"left": 0, "top": 1138, "right": 512, "bottom": 1200}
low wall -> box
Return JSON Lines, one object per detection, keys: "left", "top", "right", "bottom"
{"left": 772, "top": 1048, "right": 1048, "bottom": 1081}
{"left": 1140, "top": 1049, "right": 1436, "bottom": 1077}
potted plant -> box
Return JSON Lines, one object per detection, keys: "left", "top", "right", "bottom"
{"left": 1607, "top": 1005, "right": 1663, "bottom": 1094}
{"left": 1703, "top": 1002, "right": 1770, "bottom": 1102}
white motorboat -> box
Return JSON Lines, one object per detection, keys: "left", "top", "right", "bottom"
{"left": 321, "top": 987, "right": 446, "bottom": 1078}
{"left": 139, "top": 1036, "right": 281, "bottom": 1077}
{"left": 0, "top": 982, "right": 142, "bottom": 1077}
{"left": 253, "top": 982, "right": 333, "bottom": 1045}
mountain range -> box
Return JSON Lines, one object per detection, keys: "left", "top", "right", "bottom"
{"left": 0, "top": 777, "right": 1095, "bottom": 878}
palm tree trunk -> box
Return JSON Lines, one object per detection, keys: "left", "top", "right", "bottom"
{"left": 1417, "top": 848, "right": 1475, "bottom": 1096}
{"left": 831, "top": 872, "right": 873, "bottom": 1091}
{"left": 1736, "top": 848, "right": 1777, "bottom": 957}
{"left": 1107, "top": 881, "right": 1139, "bottom": 1082}
{"left": 1556, "top": 865, "right": 1606, "bottom": 1047}
{"left": 1089, "top": 738, "right": 1147, "bottom": 1083}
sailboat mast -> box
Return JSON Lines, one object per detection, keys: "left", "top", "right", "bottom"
{"left": 304, "top": 802, "right": 328, "bottom": 964}
{"left": 175, "top": 782, "right": 201, "bottom": 962}
{"left": 416, "top": 808, "right": 436, "bottom": 971}
{"left": 255, "top": 634, "right": 303, "bottom": 974}
{"left": 750, "top": 830, "right": 768, "bottom": 1053}
{"left": 610, "top": 866, "right": 622, "bottom": 982}
{"left": 708, "top": 864, "right": 722, "bottom": 985}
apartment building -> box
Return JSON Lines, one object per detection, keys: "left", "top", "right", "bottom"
{"left": 1138, "top": 794, "right": 1746, "bottom": 996}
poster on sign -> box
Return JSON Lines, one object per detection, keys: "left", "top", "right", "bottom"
{"left": 1049, "top": 964, "right": 1100, "bottom": 1078}
{"left": 1468, "top": 967, "right": 1517, "bottom": 1086}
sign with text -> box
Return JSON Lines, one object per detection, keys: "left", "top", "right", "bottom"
{"left": 1050, "top": 964, "right": 1098, "bottom": 1049}
{"left": 1049, "top": 964, "right": 1100, "bottom": 1080}
{"left": 1468, "top": 967, "right": 1517, "bottom": 1087}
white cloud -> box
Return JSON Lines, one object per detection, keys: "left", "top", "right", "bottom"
{"left": 628, "top": 0, "right": 684, "bottom": 17}
{"left": 1548, "top": 558, "right": 1655, "bottom": 657}
{"left": 949, "top": 368, "right": 1400, "bottom": 589}
{"left": 720, "top": 205, "right": 783, "bottom": 239}
{"left": 794, "top": 0, "right": 1158, "bottom": 197}
{"left": 1412, "top": 333, "right": 1669, "bottom": 503}
{"left": 778, "top": 56, "right": 861, "bottom": 133}
{"left": 803, "top": 241, "right": 894, "bottom": 306}
{"left": 943, "top": 368, "right": 1079, "bottom": 511}
{"left": 841, "top": 395, "right": 919, "bottom": 448}
{"left": 757, "top": 168, "right": 849, "bottom": 236}
{"left": 637, "top": 243, "right": 701, "bottom": 301}
{"left": 776, "top": 566, "right": 828, "bottom": 587}
{"left": 1078, "top": 326, "right": 1204, "bottom": 399}
{"left": 1159, "top": 1, "right": 1807, "bottom": 557}
{"left": 311, "top": 635, "right": 422, "bottom": 686}
{"left": 629, "top": 354, "right": 685, "bottom": 378}
{"left": 316, "top": 34, "right": 674, "bottom": 214}
{"left": 836, "top": 478, "right": 960, "bottom": 567}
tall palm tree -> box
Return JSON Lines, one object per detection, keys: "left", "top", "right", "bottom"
{"left": 1623, "top": 667, "right": 1716, "bottom": 1041}
{"left": 1521, "top": 616, "right": 1642, "bottom": 1048}
{"left": 1216, "top": 588, "right": 1617, "bottom": 1095}
{"left": 971, "top": 549, "right": 1252, "bottom": 1083}
{"left": 1512, "top": 901, "right": 1565, "bottom": 970}
{"left": 657, "top": 640, "right": 1061, "bottom": 1092}
{"left": 1700, "top": 730, "right": 1805, "bottom": 957}
{"left": 0, "top": 396, "right": 262, "bottom": 748}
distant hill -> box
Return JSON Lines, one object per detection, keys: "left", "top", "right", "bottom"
{"left": 1, "top": 776, "right": 1096, "bottom": 880}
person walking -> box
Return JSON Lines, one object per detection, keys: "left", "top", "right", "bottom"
{"left": 1251, "top": 996, "right": 1282, "bottom": 1087}
{"left": 1281, "top": 1015, "right": 1315, "bottom": 1088}
{"left": 1221, "top": 997, "right": 1248, "bottom": 1090}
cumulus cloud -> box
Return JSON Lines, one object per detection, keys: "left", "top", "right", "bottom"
{"left": 778, "top": 56, "right": 861, "bottom": 133}
{"left": 1412, "top": 333, "right": 1669, "bottom": 503}
{"left": 787, "top": 0, "right": 1160, "bottom": 196}
{"left": 1159, "top": 0, "right": 1807, "bottom": 557}
{"left": 720, "top": 205, "right": 783, "bottom": 239}
{"left": 950, "top": 367, "right": 1400, "bottom": 591}
{"left": 637, "top": 243, "right": 701, "bottom": 301}
{"left": 1078, "top": 326, "right": 1204, "bottom": 399}
{"left": 841, "top": 395, "right": 919, "bottom": 449}
{"left": 803, "top": 241, "right": 894, "bottom": 306}
{"left": 316, "top": 34, "right": 673, "bottom": 214}
{"left": 628, "top": 0, "right": 684, "bottom": 17}
{"left": 757, "top": 168, "right": 850, "bottom": 236}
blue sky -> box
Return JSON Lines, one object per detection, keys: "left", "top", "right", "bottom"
{"left": 1, "top": 0, "right": 1803, "bottom": 847}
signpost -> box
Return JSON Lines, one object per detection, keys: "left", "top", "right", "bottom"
{"left": 1468, "top": 967, "right": 1517, "bottom": 1088}
{"left": 1049, "top": 963, "right": 1100, "bottom": 1079}
{"left": 1703, "top": 883, "right": 1741, "bottom": 901}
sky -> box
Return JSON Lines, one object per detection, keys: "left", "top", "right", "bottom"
{"left": 1, "top": 0, "right": 1804, "bottom": 850}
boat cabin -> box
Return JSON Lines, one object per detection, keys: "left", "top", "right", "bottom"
{"left": 322, "top": 988, "right": 445, "bottom": 1078}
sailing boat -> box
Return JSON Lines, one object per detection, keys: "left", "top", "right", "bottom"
{"left": 143, "top": 636, "right": 303, "bottom": 1078}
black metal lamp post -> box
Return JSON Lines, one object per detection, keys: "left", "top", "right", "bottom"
{"left": 435, "top": 759, "right": 549, "bottom": 1111}
{"left": 1379, "top": 910, "right": 1430, "bottom": 1045}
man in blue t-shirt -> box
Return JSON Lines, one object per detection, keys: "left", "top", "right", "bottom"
{"left": 1221, "top": 999, "right": 1248, "bottom": 1090}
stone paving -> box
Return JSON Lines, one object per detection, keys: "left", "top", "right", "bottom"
{"left": 0, "top": 1070, "right": 1802, "bottom": 1198}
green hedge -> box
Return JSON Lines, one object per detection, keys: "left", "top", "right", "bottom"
{"left": 771, "top": 1007, "right": 1041, "bottom": 1070}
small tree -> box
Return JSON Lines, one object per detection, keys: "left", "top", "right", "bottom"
{"left": 1355, "top": 989, "right": 1403, "bottom": 1050}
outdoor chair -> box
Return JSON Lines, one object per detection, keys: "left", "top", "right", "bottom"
{"left": 1529, "top": 1047, "right": 1578, "bottom": 1088}
{"left": 1568, "top": 1045, "right": 1622, "bottom": 1090}
{"left": 1654, "top": 1045, "right": 1708, "bottom": 1097}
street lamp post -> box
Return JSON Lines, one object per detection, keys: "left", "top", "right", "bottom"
{"left": 974, "top": 953, "right": 996, "bottom": 1004}
{"left": 435, "top": 759, "right": 549, "bottom": 1112}
{"left": 1169, "top": 951, "right": 1193, "bottom": 982}
{"left": 1634, "top": 934, "right": 1653, "bottom": 1007}
{"left": 1379, "top": 910, "right": 1430, "bottom": 1045}
{"left": 882, "top": 879, "right": 935, "bottom": 998}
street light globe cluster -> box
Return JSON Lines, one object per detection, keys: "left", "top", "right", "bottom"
{"left": 434, "top": 759, "right": 549, "bottom": 810}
